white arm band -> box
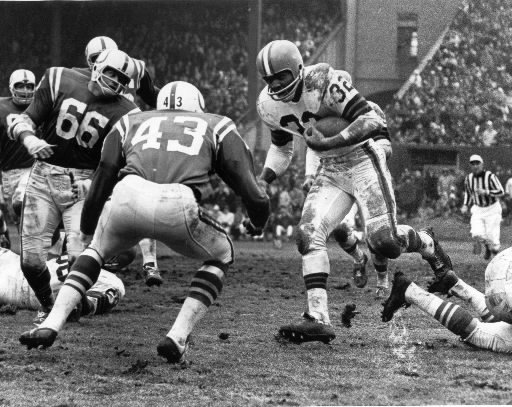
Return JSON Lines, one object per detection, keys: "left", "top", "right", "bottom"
{"left": 263, "top": 141, "right": 294, "bottom": 178}
{"left": 8, "top": 115, "right": 36, "bottom": 141}
{"left": 305, "top": 147, "right": 321, "bottom": 177}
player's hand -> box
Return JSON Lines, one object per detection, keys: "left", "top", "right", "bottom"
{"left": 80, "top": 232, "right": 93, "bottom": 246}
{"left": 242, "top": 219, "right": 263, "bottom": 237}
{"left": 460, "top": 205, "right": 468, "bottom": 215}
{"left": 72, "top": 179, "right": 92, "bottom": 201}
{"left": 24, "top": 136, "right": 56, "bottom": 159}
{"left": 302, "top": 175, "right": 315, "bottom": 193}
{"left": 304, "top": 126, "right": 330, "bottom": 151}
{"left": 257, "top": 178, "right": 269, "bottom": 194}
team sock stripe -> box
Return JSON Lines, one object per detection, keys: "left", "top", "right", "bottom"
{"left": 442, "top": 303, "right": 458, "bottom": 326}
{"left": 304, "top": 272, "right": 328, "bottom": 290}
{"left": 192, "top": 270, "right": 223, "bottom": 293}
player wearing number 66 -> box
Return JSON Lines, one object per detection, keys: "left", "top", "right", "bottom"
{"left": 19, "top": 81, "right": 270, "bottom": 363}
{"left": 7, "top": 49, "right": 139, "bottom": 325}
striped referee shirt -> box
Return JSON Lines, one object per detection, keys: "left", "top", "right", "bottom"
{"left": 463, "top": 170, "right": 504, "bottom": 207}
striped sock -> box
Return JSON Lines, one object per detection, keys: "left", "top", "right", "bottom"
{"left": 168, "top": 263, "right": 226, "bottom": 347}
{"left": 406, "top": 283, "right": 477, "bottom": 339}
{"left": 449, "top": 279, "right": 497, "bottom": 322}
{"left": 303, "top": 251, "right": 330, "bottom": 323}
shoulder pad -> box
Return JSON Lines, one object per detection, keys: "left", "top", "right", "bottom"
{"left": 303, "top": 63, "right": 332, "bottom": 94}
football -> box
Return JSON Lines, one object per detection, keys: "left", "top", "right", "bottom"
{"left": 484, "top": 249, "right": 512, "bottom": 323}
{"left": 313, "top": 116, "right": 350, "bottom": 138}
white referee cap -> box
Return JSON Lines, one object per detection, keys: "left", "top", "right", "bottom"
{"left": 469, "top": 154, "right": 483, "bottom": 163}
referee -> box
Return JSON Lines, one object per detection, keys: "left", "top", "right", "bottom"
{"left": 461, "top": 154, "right": 504, "bottom": 260}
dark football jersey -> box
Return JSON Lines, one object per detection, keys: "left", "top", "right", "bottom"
{"left": 81, "top": 109, "right": 270, "bottom": 234}
{"left": 25, "top": 67, "right": 138, "bottom": 169}
{"left": 0, "top": 97, "right": 34, "bottom": 171}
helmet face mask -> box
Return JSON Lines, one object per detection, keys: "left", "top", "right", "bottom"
{"left": 256, "top": 40, "right": 304, "bottom": 102}
{"left": 157, "top": 81, "right": 205, "bottom": 113}
{"left": 9, "top": 69, "right": 36, "bottom": 106}
{"left": 91, "top": 49, "right": 133, "bottom": 97}
{"left": 85, "top": 36, "right": 118, "bottom": 69}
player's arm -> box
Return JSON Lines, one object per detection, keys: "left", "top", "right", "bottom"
{"left": 80, "top": 119, "right": 126, "bottom": 236}
{"left": 137, "top": 70, "right": 160, "bottom": 108}
{"left": 487, "top": 173, "right": 505, "bottom": 197}
{"left": 259, "top": 128, "right": 294, "bottom": 185}
{"left": 304, "top": 70, "right": 385, "bottom": 151}
{"left": 215, "top": 124, "right": 270, "bottom": 231}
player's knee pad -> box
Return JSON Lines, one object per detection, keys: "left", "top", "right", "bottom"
{"left": 296, "top": 223, "right": 318, "bottom": 255}
{"left": 331, "top": 223, "right": 351, "bottom": 245}
{"left": 367, "top": 228, "right": 401, "bottom": 259}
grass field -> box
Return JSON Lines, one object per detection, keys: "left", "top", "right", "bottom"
{"left": 1, "top": 217, "right": 512, "bottom": 406}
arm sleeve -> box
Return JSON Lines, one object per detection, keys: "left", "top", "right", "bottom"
{"left": 136, "top": 69, "right": 160, "bottom": 108}
{"left": 262, "top": 129, "right": 294, "bottom": 179}
{"left": 80, "top": 129, "right": 125, "bottom": 235}
{"left": 489, "top": 173, "right": 505, "bottom": 196}
{"left": 463, "top": 176, "right": 472, "bottom": 206}
{"left": 215, "top": 126, "right": 270, "bottom": 228}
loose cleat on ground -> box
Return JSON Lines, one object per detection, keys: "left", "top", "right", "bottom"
{"left": 381, "top": 272, "right": 412, "bottom": 323}
{"left": 19, "top": 328, "right": 57, "bottom": 350}
{"left": 143, "top": 263, "right": 164, "bottom": 287}
{"left": 157, "top": 336, "right": 188, "bottom": 364}
{"left": 427, "top": 269, "right": 459, "bottom": 295}
{"left": 278, "top": 312, "right": 335, "bottom": 344}
{"left": 420, "top": 227, "right": 453, "bottom": 274}
{"left": 353, "top": 253, "right": 369, "bottom": 288}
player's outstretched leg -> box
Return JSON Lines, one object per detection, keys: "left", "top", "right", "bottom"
{"left": 19, "top": 328, "right": 58, "bottom": 349}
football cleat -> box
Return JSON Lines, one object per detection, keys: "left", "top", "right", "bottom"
{"left": 157, "top": 336, "right": 189, "bottom": 364}
{"left": 353, "top": 253, "right": 369, "bottom": 288}
{"left": 381, "top": 271, "right": 412, "bottom": 322}
{"left": 19, "top": 327, "right": 58, "bottom": 349}
{"left": 420, "top": 227, "right": 452, "bottom": 276}
{"left": 278, "top": 312, "right": 335, "bottom": 344}
{"left": 427, "top": 269, "right": 459, "bottom": 295}
{"left": 33, "top": 309, "right": 50, "bottom": 326}
{"left": 143, "top": 263, "right": 163, "bottom": 287}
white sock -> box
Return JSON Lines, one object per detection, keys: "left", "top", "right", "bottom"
{"left": 405, "top": 282, "right": 443, "bottom": 316}
{"left": 168, "top": 297, "right": 208, "bottom": 347}
{"left": 139, "top": 238, "right": 157, "bottom": 267}
{"left": 450, "top": 279, "right": 494, "bottom": 320}
{"left": 40, "top": 286, "right": 82, "bottom": 332}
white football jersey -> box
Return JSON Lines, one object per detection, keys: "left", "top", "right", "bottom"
{"left": 257, "top": 63, "right": 370, "bottom": 158}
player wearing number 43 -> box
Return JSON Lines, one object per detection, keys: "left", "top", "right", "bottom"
{"left": 256, "top": 39, "right": 451, "bottom": 344}
{"left": 19, "top": 80, "right": 270, "bottom": 363}
{"left": 8, "top": 49, "right": 140, "bottom": 325}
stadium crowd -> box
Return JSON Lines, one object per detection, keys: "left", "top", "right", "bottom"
{"left": 387, "top": 0, "right": 512, "bottom": 146}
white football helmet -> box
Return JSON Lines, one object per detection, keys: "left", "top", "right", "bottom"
{"left": 485, "top": 250, "right": 512, "bottom": 323}
{"left": 91, "top": 49, "right": 134, "bottom": 97}
{"left": 157, "top": 81, "right": 205, "bottom": 113}
{"left": 85, "top": 36, "right": 118, "bottom": 69}
{"left": 9, "top": 69, "right": 36, "bottom": 106}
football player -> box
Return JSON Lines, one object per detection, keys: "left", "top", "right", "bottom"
{"left": 255, "top": 40, "right": 451, "bottom": 343}
{"left": 0, "top": 247, "right": 127, "bottom": 317}
{"left": 382, "top": 247, "right": 512, "bottom": 353}
{"left": 0, "top": 69, "right": 37, "bottom": 246}
{"left": 8, "top": 49, "right": 140, "bottom": 325}
{"left": 19, "top": 81, "right": 270, "bottom": 364}
{"left": 76, "top": 35, "right": 163, "bottom": 287}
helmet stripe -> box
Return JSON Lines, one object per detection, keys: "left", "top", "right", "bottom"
{"left": 263, "top": 42, "right": 273, "bottom": 76}
{"left": 100, "top": 37, "right": 106, "bottom": 50}
{"left": 122, "top": 55, "right": 129, "bottom": 73}
{"left": 169, "top": 82, "right": 178, "bottom": 109}
{"left": 23, "top": 70, "right": 27, "bottom": 81}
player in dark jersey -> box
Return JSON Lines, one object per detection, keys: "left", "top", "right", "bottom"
{"left": 19, "top": 81, "right": 270, "bottom": 364}
{"left": 256, "top": 40, "right": 452, "bottom": 344}
{"left": 0, "top": 69, "right": 37, "bottom": 247}
{"left": 8, "top": 49, "right": 139, "bottom": 325}
{"left": 75, "top": 35, "right": 163, "bottom": 286}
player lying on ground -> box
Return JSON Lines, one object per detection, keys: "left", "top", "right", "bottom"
{"left": 19, "top": 80, "right": 270, "bottom": 364}
{"left": 381, "top": 247, "right": 512, "bottom": 353}
{"left": 0, "top": 247, "right": 128, "bottom": 317}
